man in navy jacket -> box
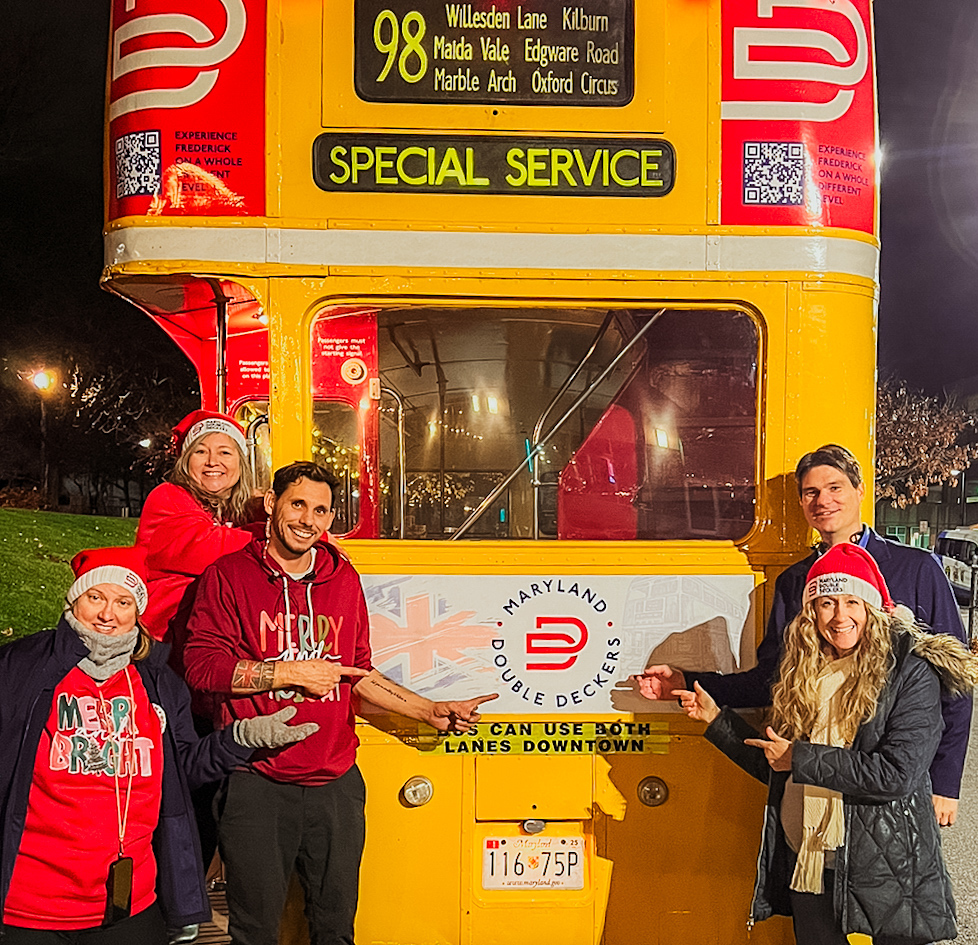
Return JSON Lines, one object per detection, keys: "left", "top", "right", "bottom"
{"left": 637, "top": 444, "right": 972, "bottom": 826}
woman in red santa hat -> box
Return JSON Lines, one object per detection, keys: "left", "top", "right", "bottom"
{"left": 135, "top": 410, "right": 259, "bottom": 651}
{"left": 0, "top": 547, "right": 314, "bottom": 945}
{"left": 673, "top": 542, "right": 977, "bottom": 945}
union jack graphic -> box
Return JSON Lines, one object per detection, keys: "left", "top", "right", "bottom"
{"left": 370, "top": 593, "right": 496, "bottom": 678}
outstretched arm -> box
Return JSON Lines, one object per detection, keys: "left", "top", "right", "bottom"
{"left": 354, "top": 670, "right": 498, "bottom": 732}
{"left": 674, "top": 681, "right": 720, "bottom": 724}
{"left": 230, "top": 659, "right": 370, "bottom": 696}
{"left": 631, "top": 665, "right": 687, "bottom": 701}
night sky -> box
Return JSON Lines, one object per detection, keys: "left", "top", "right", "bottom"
{"left": 875, "top": 0, "right": 978, "bottom": 391}
{"left": 1, "top": 1, "right": 977, "bottom": 396}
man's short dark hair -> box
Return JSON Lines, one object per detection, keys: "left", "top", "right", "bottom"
{"left": 271, "top": 461, "right": 340, "bottom": 504}
{"left": 794, "top": 444, "right": 863, "bottom": 495}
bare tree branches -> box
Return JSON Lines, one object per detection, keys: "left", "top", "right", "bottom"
{"left": 876, "top": 377, "right": 978, "bottom": 507}
{"left": 2, "top": 343, "right": 196, "bottom": 511}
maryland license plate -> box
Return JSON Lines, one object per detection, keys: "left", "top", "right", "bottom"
{"left": 482, "top": 836, "right": 585, "bottom": 890}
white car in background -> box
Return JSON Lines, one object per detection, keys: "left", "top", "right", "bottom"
{"left": 935, "top": 527, "right": 978, "bottom": 606}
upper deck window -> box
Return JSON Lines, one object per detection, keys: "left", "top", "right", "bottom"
{"left": 310, "top": 306, "right": 758, "bottom": 540}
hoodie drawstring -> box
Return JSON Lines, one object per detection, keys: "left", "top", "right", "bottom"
{"left": 279, "top": 568, "right": 317, "bottom": 656}
{"left": 282, "top": 573, "right": 294, "bottom": 654}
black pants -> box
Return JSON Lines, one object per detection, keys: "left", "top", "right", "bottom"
{"left": 219, "top": 766, "right": 366, "bottom": 945}
{"left": 189, "top": 713, "right": 222, "bottom": 872}
{"left": 789, "top": 870, "right": 849, "bottom": 945}
{"left": 1, "top": 902, "right": 165, "bottom": 945}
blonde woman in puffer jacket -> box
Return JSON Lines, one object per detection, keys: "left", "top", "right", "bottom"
{"left": 675, "top": 542, "right": 978, "bottom": 945}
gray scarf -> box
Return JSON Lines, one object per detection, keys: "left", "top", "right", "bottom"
{"left": 65, "top": 610, "right": 140, "bottom": 682}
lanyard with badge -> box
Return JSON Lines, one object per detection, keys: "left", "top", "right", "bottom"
{"left": 98, "top": 665, "right": 137, "bottom": 925}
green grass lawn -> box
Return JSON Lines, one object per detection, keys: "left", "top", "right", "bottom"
{"left": 0, "top": 509, "right": 138, "bottom": 642}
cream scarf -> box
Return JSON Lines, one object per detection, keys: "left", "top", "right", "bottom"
{"left": 789, "top": 653, "right": 857, "bottom": 895}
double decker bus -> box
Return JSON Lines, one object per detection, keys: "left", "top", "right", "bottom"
{"left": 103, "top": 1, "right": 879, "bottom": 942}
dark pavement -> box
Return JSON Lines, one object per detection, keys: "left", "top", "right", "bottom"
{"left": 939, "top": 704, "right": 978, "bottom": 944}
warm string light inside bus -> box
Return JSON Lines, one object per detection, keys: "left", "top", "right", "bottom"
{"left": 311, "top": 429, "right": 360, "bottom": 479}
{"left": 406, "top": 473, "right": 475, "bottom": 503}
{"left": 379, "top": 400, "right": 510, "bottom": 441}
{"left": 326, "top": 384, "right": 610, "bottom": 516}
{"left": 426, "top": 417, "right": 484, "bottom": 440}
{"left": 429, "top": 401, "right": 510, "bottom": 440}
{"left": 311, "top": 427, "right": 493, "bottom": 502}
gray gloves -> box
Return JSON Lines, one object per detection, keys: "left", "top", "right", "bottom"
{"left": 232, "top": 706, "right": 320, "bottom": 749}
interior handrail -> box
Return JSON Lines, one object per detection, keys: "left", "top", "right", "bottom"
{"left": 245, "top": 412, "right": 269, "bottom": 484}
{"left": 450, "top": 309, "right": 666, "bottom": 540}
{"left": 531, "top": 311, "right": 614, "bottom": 539}
{"left": 380, "top": 387, "right": 407, "bottom": 539}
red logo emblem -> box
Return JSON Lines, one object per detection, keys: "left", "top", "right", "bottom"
{"left": 525, "top": 617, "right": 589, "bottom": 671}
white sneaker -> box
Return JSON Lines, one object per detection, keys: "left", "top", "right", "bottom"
{"left": 166, "top": 924, "right": 199, "bottom": 945}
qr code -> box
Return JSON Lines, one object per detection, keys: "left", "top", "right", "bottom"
{"left": 743, "top": 142, "right": 804, "bottom": 205}
{"left": 114, "top": 130, "right": 161, "bottom": 199}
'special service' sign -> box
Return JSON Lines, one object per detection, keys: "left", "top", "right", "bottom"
{"left": 312, "top": 133, "right": 674, "bottom": 197}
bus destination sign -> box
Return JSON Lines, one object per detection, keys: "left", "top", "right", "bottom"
{"left": 313, "top": 133, "right": 674, "bottom": 197}
{"left": 353, "top": 1, "right": 634, "bottom": 106}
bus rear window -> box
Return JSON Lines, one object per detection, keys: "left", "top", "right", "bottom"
{"left": 311, "top": 306, "right": 758, "bottom": 541}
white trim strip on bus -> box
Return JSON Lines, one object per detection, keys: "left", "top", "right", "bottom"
{"left": 105, "top": 226, "right": 880, "bottom": 281}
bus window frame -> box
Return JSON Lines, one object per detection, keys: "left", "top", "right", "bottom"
{"left": 308, "top": 297, "right": 767, "bottom": 544}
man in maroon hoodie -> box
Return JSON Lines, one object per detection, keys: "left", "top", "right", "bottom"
{"left": 183, "top": 461, "right": 495, "bottom": 945}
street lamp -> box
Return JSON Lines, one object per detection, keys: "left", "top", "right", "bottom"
{"left": 20, "top": 369, "right": 58, "bottom": 506}
{"left": 951, "top": 468, "right": 967, "bottom": 527}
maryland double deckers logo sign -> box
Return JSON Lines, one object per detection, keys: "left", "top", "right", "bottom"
{"left": 362, "top": 572, "right": 756, "bottom": 716}
{"left": 477, "top": 578, "right": 619, "bottom": 710}
{"left": 720, "top": 0, "right": 876, "bottom": 233}
{"left": 107, "top": 0, "right": 266, "bottom": 218}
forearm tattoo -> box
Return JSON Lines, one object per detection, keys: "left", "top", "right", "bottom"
{"left": 370, "top": 673, "right": 408, "bottom": 703}
{"left": 232, "top": 660, "right": 277, "bottom": 692}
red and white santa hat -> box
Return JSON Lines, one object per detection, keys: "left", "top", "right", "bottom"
{"left": 171, "top": 410, "right": 247, "bottom": 455}
{"left": 67, "top": 546, "right": 149, "bottom": 615}
{"left": 803, "top": 542, "right": 894, "bottom": 612}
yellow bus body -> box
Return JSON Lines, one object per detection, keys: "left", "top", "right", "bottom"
{"left": 103, "top": 0, "right": 879, "bottom": 941}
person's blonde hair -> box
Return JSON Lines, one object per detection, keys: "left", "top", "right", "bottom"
{"left": 769, "top": 598, "right": 897, "bottom": 743}
{"left": 168, "top": 431, "right": 255, "bottom": 524}
{"left": 132, "top": 627, "right": 153, "bottom": 662}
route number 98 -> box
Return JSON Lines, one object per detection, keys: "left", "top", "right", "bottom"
{"left": 373, "top": 10, "right": 428, "bottom": 83}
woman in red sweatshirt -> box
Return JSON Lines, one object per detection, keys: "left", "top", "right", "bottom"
{"left": 0, "top": 546, "right": 313, "bottom": 945}
{"left": 135, "top": 411, "right": 256, "bottom": 652}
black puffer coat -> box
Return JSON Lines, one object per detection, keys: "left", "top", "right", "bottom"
{"left": 705, "top": 629, "right": 975, "bottom": 945}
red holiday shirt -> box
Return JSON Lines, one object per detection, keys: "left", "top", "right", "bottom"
{"left": 3, "top": 666, "right": 164, "bottom": 929}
